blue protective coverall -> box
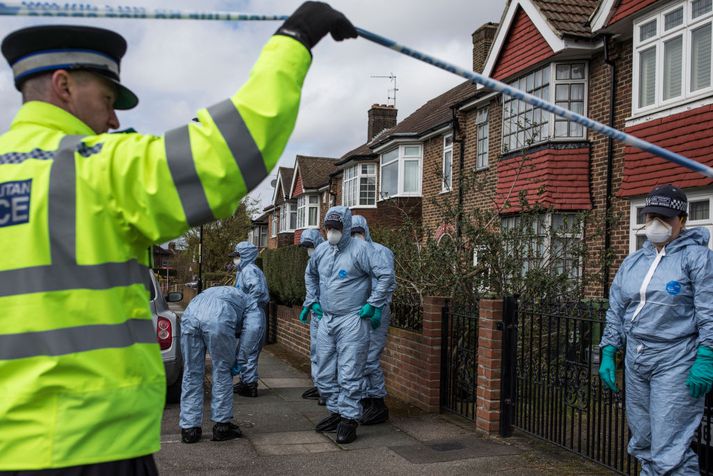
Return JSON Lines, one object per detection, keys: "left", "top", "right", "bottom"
{"left": 351, "top": 215, "right": 397, "bottom": 398}
{"left": 179, "top": 286, "right": 247, "bottom": 429}
{"left": 600, "top": 228, "right": 713, "bottom": 475}
{"left": 304, "top": 206, "right": 393, "bottom": 420}
{"left": 300, "top": 228, "right": 325, "bottom": 383}
{"left": 234, "top": 241, "right": 270, "bottom": 384}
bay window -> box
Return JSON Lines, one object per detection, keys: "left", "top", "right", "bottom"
{"left": 279, "top": 202, "right": 297, "bottom": 232}
{"left": 634, "top": 0, "right": 713, "bottom": 113}
{"left": 502, "top": 62, "right": 587, "bottom": 152}
{"left": 271, "top": 214, "right": 277, "bottom": 237}
{"left": 342, "top": 163, "right": 377, "bottom": 207}
{"left": 379, "top": 144, "right": 422, "bottom": 199}
{"left": 297, "top": 194, "right": 320, "bottom": 228}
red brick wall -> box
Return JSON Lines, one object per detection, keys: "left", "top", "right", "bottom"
{"left": 293, "top": 173, "right": 303, "bottom": 197}
{"left": 275, "top": 304, "right": 311, "bottom": 356}
{"left": 609, "top": 0, "right": 657, "bottom": 25}
{"left": 619, "top": 106, "right": 713, "bottom": 197}
{"left": 495, "top": 146, "right": 592, "bottom": 213}
{"left": 493, "top": 7, "right": 555, "bottom": 81}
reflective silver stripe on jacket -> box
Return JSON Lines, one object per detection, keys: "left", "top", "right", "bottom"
{"left": 208, "top": 99, "right": 268, "bottom": 191}
{"left": 164, "top": 125, "right": 215, "bottom": 227}
{"left": 0, "top": 135, "right": 150, "bottom": 297}
{"left": 0, "top": 319, "right": 155, "bottom": 360}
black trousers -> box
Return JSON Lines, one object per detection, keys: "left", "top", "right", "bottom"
{"left": 0, "top": 454, "right": 158, "bottom": 476}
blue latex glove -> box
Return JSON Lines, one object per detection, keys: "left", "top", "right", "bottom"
{"left": 687, "top": 346, "right": 713, "bottom": 398}
{"left": 359, "top": 303, "right": 376, "bottom": 319}
{"left": 598, "top": 345, "right": 619, "bottom": 393}
{"left": 230, "top": 360, "right": 242, "bottom": 377}
{"left": 299, "top": 306, "right": 310, "bottom": 324}
{"left": 311, "top": 303, "right": 323, "bottom": 320}
{"left": 369, "top": 307, "right": 382, "bottom": 330}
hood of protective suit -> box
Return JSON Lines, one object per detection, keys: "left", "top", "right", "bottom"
{"left": 644, "top": 227, "right": 710, "bottom": 254}
{"left": 234, "top": 241, "right": 258, "bottom": 270}
{"left": 351, "top": 215, "right": 372, "bottom": 243}
{"left": 300, "top": 228, "right": 324, "bottom": 248}
{"left": 324, "top": 206, "right": 352, "bottom": 250}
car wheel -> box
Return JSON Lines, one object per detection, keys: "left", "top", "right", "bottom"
{"left": 166, "top": 369, "right": 183, "bottom": 404}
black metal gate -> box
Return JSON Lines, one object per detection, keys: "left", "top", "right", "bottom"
{"left": 440, "top": 300, "right": 479, "bottom": 420}
{"left": 502, "top": 296, "right": 713, "bottom": 475}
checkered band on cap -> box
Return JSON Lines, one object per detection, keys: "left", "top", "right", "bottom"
{"left": 645, "top": 195, "right": 688, "bottom": 213}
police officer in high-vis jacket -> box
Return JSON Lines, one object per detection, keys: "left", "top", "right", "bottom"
{"left": 0, "top": 3, "right": 356, "bottom": 473}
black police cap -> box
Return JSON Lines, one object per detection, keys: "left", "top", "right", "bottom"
{"left": 2, "top": 24, "right": 138, "bottom": 110}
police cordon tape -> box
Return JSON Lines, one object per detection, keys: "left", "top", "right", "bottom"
{"left": 2, "top": 1, "right": 712, "bottom": 179}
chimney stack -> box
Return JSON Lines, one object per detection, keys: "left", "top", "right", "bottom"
{"left": 472, "top": 22, "right": 498, "bottom": 73}
{"left": 367, "top": 104, "right": 397, "bottom": 141}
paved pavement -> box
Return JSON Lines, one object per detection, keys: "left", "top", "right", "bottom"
{"left": 156, "top": 340, "right": 610, "bottom": 475}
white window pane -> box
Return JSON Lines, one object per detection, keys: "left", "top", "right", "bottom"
{"left": 364, "top": 163, "right": 376, "bottom": 175}
{"left": 556, "top": 64, "right": 571, "bottom": 80}
{"left": 571, "top": 102, "right": 584, "bottom": 114}
{"left": 309, "top": 195, "right": 318, "bottom": 204}
{"left": 381, "top": 162, "right": 398, "bottom": 197}
{"left": 571, "top": 83, "right": 585, "bottom": 101}
{"left": 381, "top": 149, "right": 398, "bottom": 165}
{"left": 444, "top": 135, "right": 453, "bottom": 147}
{"left": 569, "top": 121, "right": 584, "bottom": 137}
{"left": 664, "top": 36, "right": 683, "bottom": 100}
{"left": 555, "top": 84, "right": 570, "bottom": 101}
{"left": 693, "top": 0, "right": 713, "bottom": 18}
{"left": 403, "top": 145, "right": 421, "bottom": 157}
{"left": 690, "top": 200, "right": 710, "bottom": 220}
{"left": 443, "top": 150, "right": 452, "bottom": 189}
{"left": 639, "top": 47, "right": 657, "bottom": 107}
{"left": 571, "top": 64, "right": 585, "bottom": 79}
{"left": 308, "top": 207, "right": 318, "bottom": 226}
{"left": 541, "top": 65, "right": 550, "bottom": 83}
{"left": 692, "top": 24, "right": 712, "bottom": 91}
{"left": 640, "top": 20, "right": 657, "bottom": 42}
{"left": 555, "top": 120, "right": 569, "bottom": 137}
{"left": 664, "top": 7, "right": 684, "bottom": 30}
{"left": 403, "top": 160, "right": 420, "bottom": 193}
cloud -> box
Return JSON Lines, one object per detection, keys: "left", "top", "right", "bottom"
{"left": 0, "top": 0, "right": 506, "bottom": 212}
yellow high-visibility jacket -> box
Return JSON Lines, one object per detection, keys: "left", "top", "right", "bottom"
{"left": 0, "top": 35, "right": 310, "bottom": 469}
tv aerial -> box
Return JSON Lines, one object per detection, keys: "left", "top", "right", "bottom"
{"left": 370, "top": 73, "right": 398, "bottom": 107}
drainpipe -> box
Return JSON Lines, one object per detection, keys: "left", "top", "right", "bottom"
{"left": 452, "top": 108, "right": 466, "bottom": 239}
{"left": 602, "top": 34, "right": 616, "bottom": 298}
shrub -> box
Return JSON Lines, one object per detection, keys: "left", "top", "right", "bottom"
{"left": 262, "top": 245, "right": 309, "bottom": 305}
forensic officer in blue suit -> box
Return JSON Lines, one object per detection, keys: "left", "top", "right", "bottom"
{"left": 298, "top": 228, "right": 326, "bottom": 403}
{"left": 231, "top": 241, "right": 270, "bottom": 398}
{"left": 351, "top": 215, "right": 396, "bottom": 425}
{"left": 302, "top": 206, "right": 393, "bottom": 444}
{"left": 179, "top": 286, "right": 247, "bottom": 444}
{"left": 599, "top": 184, "right": 713, "bottom": 475}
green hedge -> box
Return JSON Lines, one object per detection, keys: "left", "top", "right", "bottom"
{"left": 262, "top": 245, "right": 308, "bottom": 305}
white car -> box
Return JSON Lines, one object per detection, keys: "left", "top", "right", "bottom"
{"left": 148, "top": 272, "right": 183, "bottom": 403}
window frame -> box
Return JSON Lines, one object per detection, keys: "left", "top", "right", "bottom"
{"left": 501, "top": 62, "right": 588, "bottom": 153}
{"left": 378, "top": 144, "right": 423, "bottom": 200}
{"left": 297, "top": 193, "right": 320, "bottom": 229}
{"left": 632, "top": 0, "right": 713, "bottom": 116}
{"left": 271, "top": 213, "right": 278, "bottom": 237}
{"left": 342, "top": 162, "right": 378, "bottom": 208}
{"left": 500, "top": 212, "right": 583, "bottom": 282}
{"left": 442, "top": 134, "right": 453, "bottom": 193}
{"left": 278, "top": 202, "right": 297, "bottom": 233}
{"left": 476, "top": 107, "right": 490, "bottom": 170}
{"left": 629, "top": 190, "right": 713, "bottom": 252}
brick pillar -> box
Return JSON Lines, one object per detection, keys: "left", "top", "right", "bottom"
{"left": 420, "top": 296, "right": 447, "bottom": 412}
{"left": 476, "top": 298, "right": 503, "bottom": 435}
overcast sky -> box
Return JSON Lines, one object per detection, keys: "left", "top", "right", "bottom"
{"left": 0, "top": 0, "right": 506, "bottom": 213}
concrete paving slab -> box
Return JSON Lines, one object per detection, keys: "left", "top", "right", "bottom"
{"left": 390, "top": 414, "right": 475, "bottom": 442}
{"left": 260, "top": 377, "right": 312, "bottom": 388}
{"left": 389, "top": 436, "right": 522, "bottom": 464}
{"left": 249, "top": 430, "right": 331, "bottom": 446}
{"left": 256, "top": 442, "right": 338, "bottom": 456}
{"left": 322, "top": 422, "right": 418, "bottom": 450}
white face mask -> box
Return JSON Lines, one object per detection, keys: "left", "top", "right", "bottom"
{"left": 327, "top": 230, "right": 342, "bottom": 245}
{"left": 645, "top": 217, "right": 673, "bottom": 244}
{"left": 233, "top": 258, "right": 241, "bottom": 266}
{"left": 353, "top": 233, "right": 365, "bottom": 241}
{"left": 307, "top": 248, "right": 315, "bottom": 256}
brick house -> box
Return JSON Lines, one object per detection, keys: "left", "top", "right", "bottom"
{"left": 265, "top": 167, "right": 295, "bottom": 249}
{"left": 409, "top": 0, "right": 713, "bottom": 296}
{"left": 287, "top": 155, "right": 339, "bottom": 244}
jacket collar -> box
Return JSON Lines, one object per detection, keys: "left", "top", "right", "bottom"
{"left": 10, "top": 101, "right": 96, "bottom": 136}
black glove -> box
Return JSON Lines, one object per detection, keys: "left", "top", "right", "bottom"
{"left": 276, "top": 1, "right": 357, "bottom": 51}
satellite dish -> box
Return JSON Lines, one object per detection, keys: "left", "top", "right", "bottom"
{"left": 270, "top": 179, "right": 277, "bottom": 188}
